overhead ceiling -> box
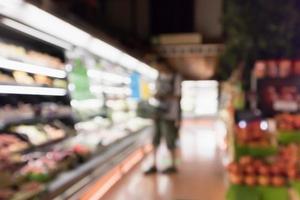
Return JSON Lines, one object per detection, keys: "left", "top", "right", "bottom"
{"left": 28, "top": 0, "right": 224, "bottom": 80}
{"left": 155, "top": 44, "right": 224, "bottom": 79}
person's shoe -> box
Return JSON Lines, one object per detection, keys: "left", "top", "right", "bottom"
{"left": 144, "top": 166, "right": 157, "bottom": 175}
{"left": 161, "top": 166, "right": 178, "bottom": 174}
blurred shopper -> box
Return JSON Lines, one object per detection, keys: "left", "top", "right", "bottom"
{"left": 144, "top": 69, "right": 182, "bottom": 174}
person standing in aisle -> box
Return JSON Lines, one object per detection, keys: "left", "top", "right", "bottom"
{"left": 144, "top": 68, "right": 182, "bottom": 174}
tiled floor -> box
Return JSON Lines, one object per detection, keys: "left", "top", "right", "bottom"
{"left": 102, "top": 119, "right": 227, "bottom": 200}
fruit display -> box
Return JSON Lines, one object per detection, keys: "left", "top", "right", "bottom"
{"left": 260, "top": 85, "right": 299, "bottom": 112}
{"left": 11, "top": 125, "right": 48, "bottom": 146}
{"left": 0, "top": 104, "right": 34, "bottom": 122}
{"left": 0, "top": 72, "right": 15, "bottom": 83}
{"left": 0, "top": 134, "right": 29, "bottom": 154}
{"left": 254, "top": 59, "right": 300, "bottom": 79}
{"left": 276, "top": 114, "right": 300, "bottom": 131}
{"left": 0, "top": 70, "right": 67, "bottom": 88}
{"left": 0, "top": 15, "right": 155, "bottom": 200}
{"left": 11, "top": 123, "right": 67, "bottom": 146}
{"left": 13, "top": 71, "right": 35, "bottom": 85}
{"left": 255, "top": 60, "right": 300, "bottom": 114}
{"left": 235, "top": 121, "right": 272, "bottom": 148}
{"left": 227, "top": 147, "right": 299, "bottom": 187}
{"left": 18, "top": 149, "right": 74, "bottom": 182}
{"left": 0, "top": 42, "right": 65, "bottom": 69}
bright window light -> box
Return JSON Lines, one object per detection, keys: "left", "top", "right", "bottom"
{"left": 0, "top": 58, "right": 67, "bottom": 78}
{"left": 0, "top": 85, "right": 67, "bottom": 96}
{"left": 1, "top": 18, "right": 72, "bottom": 50}
{"left": 88, "top": 69, "right": 130, "bottom": 84}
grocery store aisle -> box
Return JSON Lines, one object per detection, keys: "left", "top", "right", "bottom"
{"left": 101, "top": 119, "right": 227, "bottom": 200}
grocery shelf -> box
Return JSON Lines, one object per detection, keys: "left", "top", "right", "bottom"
{"left": 0, "top": 57, "right": 67, "bottom": 78}
{"left": 43, "top": 125, "right": 152, "bottom": 200}
{"left": 0, "top": 85, "right": 67, "bottom": 96}
{"left": 0, "top": 112, "right": 74, "bottom": 130}
{"left": 22, "top": 136, "right": 69, "bottom": 154}
{"left": 88, "top": 69, "right": 130, "bottom": 84}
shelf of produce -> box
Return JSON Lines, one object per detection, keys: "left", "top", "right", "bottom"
{"left": 277, "top": 131, "right": 300, "bottom": 144}
{"left": 21, "top": 136, "right": 69, "bottom": 154}
{"left": 0, "top": 57, "right": 67, "bottom": 78}
{"left": 0, "top": 112, "right": 74, "bottom": 130}
{"left": 43, "top": 125, "right": 152, "bottom": 200}
{"left": 0, "top": 85, "right": 67, "bottom": 96}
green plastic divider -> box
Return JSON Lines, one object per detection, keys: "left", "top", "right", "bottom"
{"left": 277, "top": 131, "right": 300, "bottom": 144}
{"left": 291, "top": 181, "right": 300, "bottom": 196}
{"left": 227, "top": 185, "right": 260, "bottom": 200}
{"left": 227, "top": 185, "right": 289, "bottom": 200}
{"left": 235, "top": 144, "right": 278, "bottom": 159}
{"left": 258, "top": 186, "right": 289, "bottom": 200}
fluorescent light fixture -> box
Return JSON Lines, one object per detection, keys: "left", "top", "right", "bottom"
{"left": 0, "top": 1, "right": 91, "bottom": 47}
{"left": 88, "top": 69, "right": 130, "bottom": 84}
{"left": 0, "top": 58, "right": 67, "bottom": 78}
{"left": 138, "top": 63, "right": 158, "bottom": 79}
{"left": 118, "top": 54, "right": 139, "bottom": 70}
{"left": 0, "top": 0, "right": 158, "bottom": 79}
{"left": 118, "top": 54, "right": 158, "bottom": 79}
{"left": 0, "top": 85, "right": 67, "bottom": 96}
{"left": 1, "top": 19, "right": 72, "bottom": 50}
{"left": 88, "top": 38, "right": 122, "bottom": 63}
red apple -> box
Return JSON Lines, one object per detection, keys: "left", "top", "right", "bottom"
{"left": 271, "top": 165, "right": 281, "bottom": 176}
{"left": 245, "top": 175, "right": 257, "bottom": 186}
{"left": 253, "top": 160, "right": 263, "bottom": 171}
{"left": 272, "top": 176, "right": 285, "bottom": 187}
{"left": 258, "top": 176, "right": 270, "bottom": 186}
{"left": 229, "top": 173, "right": 243, "bottom": 185}
{"left": 227, "top": 162, "right": 240, "bottom": 173}
{"left": 244, "top": 165, "right": 256, "bottom": 175}
{"left": 259, "top": 165, "right": 270, "bottom": 176}
{"left": 287, "top": 167, "right": 297, "bottom": 179}
{"left": 239, "top": 156, "right": 253, "bottom": 166}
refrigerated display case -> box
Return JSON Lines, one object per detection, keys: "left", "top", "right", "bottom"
{"left": 0, "top": 1, "right": 157, "bottom": 199}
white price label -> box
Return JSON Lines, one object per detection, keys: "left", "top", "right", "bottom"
{"left": 273, "top": 100, "right": 298, "bottom": 111}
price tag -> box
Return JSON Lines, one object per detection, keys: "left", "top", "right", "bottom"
{"left": 273, "top": 100, "right": 298, "bottom": 112}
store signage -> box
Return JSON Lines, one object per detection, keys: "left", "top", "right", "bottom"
{"left": 130, "top": 72, "right": 141, "bottom": 100}
{"left": 156, "top": 44, "right": 224, "bottom": 58}
{"left": 273, "top": 100, "right": 298, "bottom": 112}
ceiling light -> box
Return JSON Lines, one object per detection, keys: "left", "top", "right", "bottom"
{"left": 0, "top": 0, "right": 158, "bottom": 79}
{"left": 88, "top": 38, "right": 122, "bottom": 63}
{"left": 1, "top": 18, "right": 72, "bottom": 50}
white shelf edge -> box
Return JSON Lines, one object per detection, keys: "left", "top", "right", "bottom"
{"left": 0, "top": 85, "right": 67, "bottom": 96}
{"left": 0, "top": 57, "right": 67, "bottom": 78}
